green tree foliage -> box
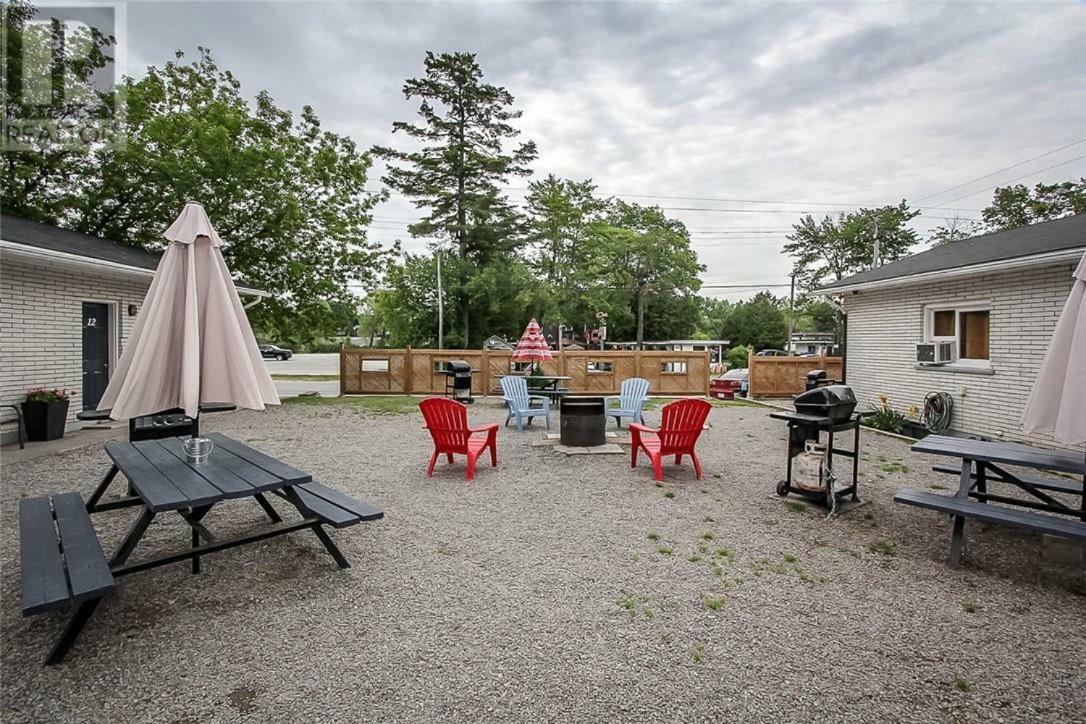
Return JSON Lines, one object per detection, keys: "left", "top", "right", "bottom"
{"left": 720, "top": 291, "right": 788, "bottom": 351}
{"left": 374, "top": 51, "right": 537, "bottom": 347}
{"left": 695, "top": 298, "right": 734, "bottom": 340}
{"left": 783, "top": 201, "right": 920, "bottom": 289}
{"left": 928, "top": 216, "right": 979, "bottom": 246}
{"left": 2, "top": 0, "right": 116, "bottom": 221}
{"left": 981, "top": 179, "right": 1086, "bottom": 230}
{"left": 2, "top": 30, "right": 384, "bottom": 348}
{"left": 724, "top": 344, "right": 749, "bottom": 370}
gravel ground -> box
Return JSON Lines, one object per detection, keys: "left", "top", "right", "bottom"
{"left": 1, "top": 400, "right": 1084, "bottom": 723}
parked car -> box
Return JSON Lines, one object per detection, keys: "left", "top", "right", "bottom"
{"left": 755, "top": 349, "right": 791, "bottom": 357}
{"left": 259, "top": 344, "right": 293, "bottom": 361}
{"left": 710, "top": 368, "right": 749, "bottom": 400}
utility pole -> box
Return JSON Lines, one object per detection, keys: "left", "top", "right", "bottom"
{"left": 787, "top": 272, "right": 796, "bottom": 355}
{"left": 435, "top": 247, "right": 444, "bottom": 350}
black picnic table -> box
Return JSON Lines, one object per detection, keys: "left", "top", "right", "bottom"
{"left": 27, "top": 432, "right": 381, "bottom": 664}
{"left": 911, "top": 434, "right": 1085, "bottom": 520}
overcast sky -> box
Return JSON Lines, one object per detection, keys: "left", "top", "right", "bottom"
{"left": 121, "top": 0, "right": 1086, "bottom": 299}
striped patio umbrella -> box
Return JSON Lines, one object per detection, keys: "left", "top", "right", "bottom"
{"left": 511, "top": 318, "right": 553, "bottom": 364}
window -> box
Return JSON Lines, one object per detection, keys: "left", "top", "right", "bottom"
{"left": 924, "top": 304, "right": 990, "bottom": 363}
{"left": 661, "top": 361, "right": 688, "bottom": 374}
{"left": 587, "top": 361, "right": 613, "bottom": 374}
{"left": 361, "top": 359, "right": 389, "bottom": 372}
{"left": 433, "top": 361, "right": 450, "bottom": 373}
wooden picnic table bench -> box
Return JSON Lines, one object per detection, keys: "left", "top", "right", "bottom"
{"left": 19, "top": 433, "right": 382, "bottom": 665}
{"left": 900, "top": 434, "right": 1086, "bottom": 567}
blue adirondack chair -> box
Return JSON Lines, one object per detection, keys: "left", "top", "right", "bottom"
{"left": 500, "top": 376, "right": 551, "bottom": 431}
{"left": 605, "top": 377, "right": 649, "bottom": 427}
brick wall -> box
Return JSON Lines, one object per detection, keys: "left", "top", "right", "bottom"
{"left": 842, "top": 260, "right": 1084, "bottom": 451}
{"left": 1, "top": 258, "right": 149, "bottom": 431}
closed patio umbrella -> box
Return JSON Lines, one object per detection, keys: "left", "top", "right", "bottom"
{"left": 97, "top": 202, "right": 279, "bottom": 421}
{"left": 511, "top": 318, "right": 552, "bottom": 373}
{"left": 1021, "top": 250, "right": 1086, "bottom": 450}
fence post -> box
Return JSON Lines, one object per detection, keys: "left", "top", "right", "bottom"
{"left": 747, "top": 348, "right": 755, "bottom": 398}
{"left": 403, "top": 347, "right": 413, "bottom": 395}
{"left": 704, "top": 351, "right": 710, "bottom": 396}
{"left": 339, "top": 347, "right": 346, "bottom": 396}
{"left": 483, "top": 348, "right": 490, "bottom": 397}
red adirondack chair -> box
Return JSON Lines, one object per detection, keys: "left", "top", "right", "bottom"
{"left": 630, "top": 398, "right": 712, "bottom": 481}
{"left": 419, "top": 397, "right": 499, "bottom": 481}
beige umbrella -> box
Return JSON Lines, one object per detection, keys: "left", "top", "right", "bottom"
{"left": 98, "top": 202, "right": 279, "bottom": 420}
{"left": 1021, "top": 250, "right": 1086, "bottom": 446}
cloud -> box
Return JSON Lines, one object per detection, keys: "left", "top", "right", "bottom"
{"left": 122, "top": 0, "right": 1086, "bottom": 298}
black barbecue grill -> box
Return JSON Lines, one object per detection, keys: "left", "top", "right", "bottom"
{"left": 441, "top": 360, "right": 476, "bottom": 404}
{"left": 769, "top": 385, "right": 870, "bottom": 513}
{"left": 77, "top": 402, "right": 237, "bottom": 441}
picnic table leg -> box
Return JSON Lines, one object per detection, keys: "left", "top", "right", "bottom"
{"left": 45, "top": 599, "right": 103, "bottom": 666}
{"left": 851, "top": 424, "right": 860, "bottom": 501}
{"left": 956, "top": 459, "right": 974, "bottom": 498}
{"left": 976, "top": 462, "right": 988, "bottom": 504}
{"left": 186, "top": 505, "right": 214, "bottom": 574}
{"left": 85, "top": 464, "right": 119, "bottom": 512}
{"left": 280, "top": 487, "right": 352, "bottom": 569}
{"left": 949, "top": 515, "right": 966, "bottom": 568}
{"left": 109, "top": 508, "right": 155, "bottom": 568}
{"left": 254, "top": 493, "right": 282, "bottom": 523}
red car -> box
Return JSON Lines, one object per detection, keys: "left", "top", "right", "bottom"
{"left": 710, "top": 368, "right": 748, "bottom": 400}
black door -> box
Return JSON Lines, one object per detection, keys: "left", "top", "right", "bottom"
{"left": 82, "top": 302, "right": 110, "bottom": 411}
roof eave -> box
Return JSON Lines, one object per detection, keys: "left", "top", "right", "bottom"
{"left": 815, "top": 247, "right": 1086, "bottom": 296}
{"left": 0, "top": 239, "right": 271, "bottom": 298}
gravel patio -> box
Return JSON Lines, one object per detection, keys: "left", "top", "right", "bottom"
{"left": 1, "top": 398, "right": 1083, "bottom": 722}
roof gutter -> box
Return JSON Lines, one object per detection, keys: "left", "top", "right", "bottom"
{"left": 815, "top": 247, "right": 1086, "bottom": 296}
{"left": 0, "top": 239, "right": 271, "bottom": 299}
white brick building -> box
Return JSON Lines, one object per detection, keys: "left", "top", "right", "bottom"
{"left": 1, "top": 216, "right": 266, "bottom": 443}
{"left": 819, "top": 214, "right": 1085, "bottom": 450}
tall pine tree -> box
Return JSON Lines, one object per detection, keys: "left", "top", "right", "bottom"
{"left": 375, "top": 51, "right": 537, "bottom": 347}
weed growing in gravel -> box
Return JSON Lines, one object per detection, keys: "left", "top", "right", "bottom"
{"left": 869, "top": 540, "right": 897, "bottom": 556}
{"left": 714, "top": 547, "right": 732, "bottom": 560}
{"left": 688, "top": 554, "right": 703, "bottom": 563}
{"left": 952, "top": 675, "right": 972, "bottom": 692}
{"left": 703, "top": 516, "right": 715, "bottom": 523}
{"left": 712, "top": 565, "right": 724, "bottom": 577}
{"left": 664, "top": 492, "right": 675, "bottom": 499}
{"left": 786, "top": 501, "right": 807, "bottom": 513}
{"left": 928, "top": 484, "right": 949, "bottom": 491}
{"left": 962, "top": 602, "right": 977, "bottom": 614}
{"left": 692, "top": 641, "right": 706, "bottom": 663}
{"left": 657, "top": 547, "right": 673, "bottom": 556}
{"left": 702, "top": 594, "right": 726, "bottom": 611}
{"left": 783, "top": 553, "right": 798, "bottom": 563}
{"left": 880, "top": 461, "right": 910, "bottom": 474}
{"left": 647, "top": 531, "right": 660, "bottom": 541}
{"left": 654, "top": 483, "right": 664, "bottom": 488}
{"left": 697, "top": 544, "right": 708, "bottom": 553}
{"left": 700, "top": 532, "right": 714, "bottom": 541}
{"left": 435, "top": 545, "right": 452, "bottom": 555}
{"left": 615, "top": 593, "right": 653, "bottom": 619}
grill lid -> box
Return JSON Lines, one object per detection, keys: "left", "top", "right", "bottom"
{"left": 447, "top": 360, "right": 472, "bottom": 373}
{"left": 793, "top": 384, "right": 857, "bottom": 421}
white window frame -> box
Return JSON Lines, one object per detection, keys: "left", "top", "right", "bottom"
{"left": 922, "top": 301, "right": 992, "bottom": 368}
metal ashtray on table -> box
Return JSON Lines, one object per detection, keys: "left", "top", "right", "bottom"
{"left": 769, "top": 385, "right": 871, "bottom": 513}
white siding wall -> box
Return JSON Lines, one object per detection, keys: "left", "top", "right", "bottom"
{"left": 1, "top": 258, "right": 149, "bottom": 428}
{"left": 842, "top": 260, "right": 1084, "bottom": 451}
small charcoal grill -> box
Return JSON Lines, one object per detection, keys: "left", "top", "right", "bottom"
{"left": 768, "top": 384, "right": 867, "bottom": 514}
{"left": 443, "top": 360, "right": 475, "bottom": 404}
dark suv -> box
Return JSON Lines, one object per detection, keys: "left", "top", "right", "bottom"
{"left": 259, "top": 344, "right": 293, "bottom": 361}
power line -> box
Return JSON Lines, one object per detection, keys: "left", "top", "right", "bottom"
{"left": 932, "top": 154, "right": 1086, "bottom": 206}
{"left": 912, "top": 139, "right": 1086, "bottom": 203}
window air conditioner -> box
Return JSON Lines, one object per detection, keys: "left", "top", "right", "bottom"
{"left": 916, "top": 341, "right": 955, "bottom": 365}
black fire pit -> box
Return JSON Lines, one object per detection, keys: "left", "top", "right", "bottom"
{"left": 561, "top": 396, "right": 606, "bottom": 447}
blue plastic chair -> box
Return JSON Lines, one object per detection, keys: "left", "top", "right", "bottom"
{"left": 500, "top": 376, "right": 551, "bottom": 431}
{"left": 605, "top": 377, "right": 649, "bottom": 427}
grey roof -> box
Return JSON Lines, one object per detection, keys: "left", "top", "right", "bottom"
{"left": 1, "top": 214, "right": 266, "bottom": 295}
{"left": 819, "top": 213, "right": 1086, "bottom": 292}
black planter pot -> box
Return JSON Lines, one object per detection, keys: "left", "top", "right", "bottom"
{"left": 900, "top": 420, "right": 930, "bottom": 440}
{"left": 21, "top": 399, "right": 70, "bottom": 442}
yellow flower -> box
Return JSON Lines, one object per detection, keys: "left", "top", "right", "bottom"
{"left": 906, "top": 404, "right": 919, "bottom": 419}
{"left": 877, "top": 393, "right": 888, "bottom": 405}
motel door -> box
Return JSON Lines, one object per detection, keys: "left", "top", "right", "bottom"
{"left": 81, "top": 302, "right": 110, "bottom": 411}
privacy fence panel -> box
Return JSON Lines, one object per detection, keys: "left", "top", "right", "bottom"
{"left": 746, "top": 352, "right": 843, "bottom": 398}
{"left": 341, "top": 348, "right": 711, "bottom": 397}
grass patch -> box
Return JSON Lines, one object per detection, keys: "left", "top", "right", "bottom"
{"left": 785, "top": 501, "right": 807, "bottom": 513}
{"left": 928, "top": 484, "right": 949, "bottom": 491}
{"left": 782, "top": 553, "right": 798, "bottom": 564}
{"left": 664, "top": 492, "right": 675, "bottom": 499}
{"left": 703, "top": 516, "right": 715, "bottom": 523}
{"left": 687, "top": 554, "right": 703, "bottom": 563}
{"left": 952, "top": 675, "right": 972, "bottom": 692}
{"left": 880, "top": 461, "right": 910, "bottom": 474}
{"left": 270, "top": 373, "right": 340, "bottom": 381}
{"left": 962, "top": 602, "right": 977, "bottom": 614}
{"left": 647, "top": 531, "right": 660, "bottom": 542}
{"left": 699, "top": 531, "right": 714, "bottom": 541}
{"left": 657, "top": 547, "right": 673, "bottom": 556}
{"left": 702, "top": 594, "right": 726, "bottom": 611}
{"left": 714, "top": 547, "right": 732, "bottom": 559}
{"left": 282, "top": 395, "right": 419, "bottom": 414}
{"left": 692, "top": 641, "right": 706, "bottom": 663}
{"left": 752, "top": 558, "right": 788, "bottom": 575}
{"left": 869, "top": 539, "right": 897, "bottom": 556}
